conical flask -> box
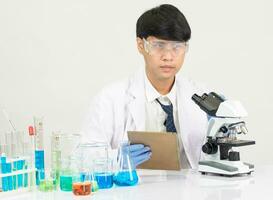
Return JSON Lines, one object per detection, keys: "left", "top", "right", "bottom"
{"left": 113, "top": 143, "right": 138, "bottom": 186}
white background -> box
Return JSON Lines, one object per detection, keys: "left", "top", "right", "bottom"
{"left": 0, "top": 0, "right": 272, "bottom": 167}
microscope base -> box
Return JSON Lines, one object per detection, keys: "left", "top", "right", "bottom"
{"left": 198, "top": 160, "right": 254, "bottom": 176}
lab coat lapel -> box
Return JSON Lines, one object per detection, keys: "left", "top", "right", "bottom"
{"left": 177, "top": 78, "right": 191, "bottom": 148}
{"left": 176, "top": 76, "right": 208, "bottom": 168}
{"left": 176, "top": 77, "right": 196, "bottom": 168}
{"left": 127, "top": 68, "right": 146, "bottom": 131}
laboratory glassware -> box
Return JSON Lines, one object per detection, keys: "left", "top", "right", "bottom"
{"left": 113, "top": 143, "right": 139, "bottom": 186}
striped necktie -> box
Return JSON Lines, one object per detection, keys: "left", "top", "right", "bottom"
{"left": 156, "top": 99, "right": 177, "bottom": 133}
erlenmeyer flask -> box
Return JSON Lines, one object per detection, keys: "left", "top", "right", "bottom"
{"left": 113, "top": 143, "right": 138, "bottom": 186}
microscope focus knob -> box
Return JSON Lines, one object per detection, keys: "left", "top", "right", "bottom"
{"left": 228, "top": 151, "right": 240, "bottom": 161}
{"left": 202, "top": 142, "right": 218, "bottom": 154}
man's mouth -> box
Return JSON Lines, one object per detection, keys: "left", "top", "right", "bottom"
{"left": 161, "top": 65, "right": 172, "bottom": 67}
{"left": 160, "top": 65, "right": 175, "bottom": 72}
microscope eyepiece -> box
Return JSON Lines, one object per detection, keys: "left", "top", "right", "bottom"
{"left": 192, "top": 92, "right": 225, "bottom": 116}
{"left": 192, "top": 94, "right": 202, "bottom": 104}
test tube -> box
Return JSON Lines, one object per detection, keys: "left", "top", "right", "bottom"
{"left": 21, "top": 131, "right": 30, "bottom": 157}
{"left": 12, "top": 158, "right": 17, "bottom": 190}
{"left": 28, "top": 126, "right": 35, "bottom": 169}
{"left": 5, "top": 132, "right": 12, "bottom": 158}
{"left": 0, "top": 154, "right": 1, "bottom": 189}
{"left": 6, "top": 161, "right": 12, "bottom": 191}
{"left": 5, "top": 132, "right": 15, "bottom": 191}
{"left": 1, "top": 154, "right": 8, "bottom": 191}
{"left": 12, "top": 131, "right": 20, "bottom": 157}
{"left": 19, "top": 130, "right": 31, "bottom": 188}
{"left": 0, "top": 134, "right": 2, "bottom": 191}
{"left": 26, "top": 126, "right": 36, "bottom": 188}
{"left": 0, "top": 132, "right": 7, "bottom": 156}
{"left": 17, "top": 159, "right": 24, "bottom": 188}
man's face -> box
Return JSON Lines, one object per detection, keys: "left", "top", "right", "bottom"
{"left": 137, "top": 36, "right": 187, "bottom": 82}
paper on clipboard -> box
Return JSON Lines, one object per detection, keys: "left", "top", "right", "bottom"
{"left": 127, "top": 131, "right": 181, "bottom": 170}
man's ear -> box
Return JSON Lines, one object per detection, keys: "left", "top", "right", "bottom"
{"left": 136, "top": 37, "right": 145, "bottom": 54}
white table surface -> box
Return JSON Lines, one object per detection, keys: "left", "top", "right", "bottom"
{"left": 2, "top": 165, "right": 273, "bottom": 200}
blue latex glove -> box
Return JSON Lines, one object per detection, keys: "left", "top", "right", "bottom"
{"left": 123, "top": 144, "right": 152, "bottom": 167}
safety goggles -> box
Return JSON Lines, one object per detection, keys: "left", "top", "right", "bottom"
{"left": 143, "top": 38, "right": 189, "bottom": 56}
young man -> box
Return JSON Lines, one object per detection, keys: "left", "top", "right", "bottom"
{"left": 82, "top": 4, "right": 208, "bottom": 169}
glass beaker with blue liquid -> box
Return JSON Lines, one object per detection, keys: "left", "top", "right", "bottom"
{"left": 113, "top": 143, "right": 138, "bottom": 186}
{"left": 73, "top": 142, "right": 110, "bottom": 191}
{"left": 93, "top": 158, "right": 114, "bottom": 189}
{"left": 58, "top": 133, "right": 81, "bottom": 191}
{"left": 60, "top": 157, "right": 78, "bottom": 191}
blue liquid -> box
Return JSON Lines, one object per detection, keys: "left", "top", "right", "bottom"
{"left": 35, "top": 150, "right": 45, "bottom": 169}
{"left": 2, "top": 176, "right": 9, "bottom": 191}
{"left": 12, "top": 174, "right": 17, "bottom": 190}
{"left": 6, "top": 163, "right": 13, "bottom": 191}
{"left": 113, "top": 170, "right": 138, "bottom": 186}
{"left": 36, "top": 169, "right": 45, "bottom": 185}
{"left": 17, "top": 160, "right": 24, "bottom": 188}
{"left": 12, "top": 161, "right": 17, "bottom": 190}
{"left": 35, "top": 150, "right": 45, "bottom": 185}
{"left": 1, "top": 156, "right": 9, "bottom": 192}
{"left": 95, "top": 172, "right": 114, "bottom": 189}
{"left": 60, "top": 175, "right": 73, "bottom": 191}
{"left": 24, "top": 172, "right": 28, "bottom": 187}
{"left": 24, "top": 163, "right": 28, "bottom": 187}
{"left": 80, "top": 172, "right": 88, "bottom": 182}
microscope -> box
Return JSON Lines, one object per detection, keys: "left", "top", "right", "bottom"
{"left": 192, "top": 92, "right": 255, "bottom": 176}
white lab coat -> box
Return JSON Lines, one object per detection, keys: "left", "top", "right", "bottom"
{"left": 82, "top": 67, "right": 208, "bottom": 169}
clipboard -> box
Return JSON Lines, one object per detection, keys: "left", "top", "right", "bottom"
{"left": 127, "top": 131, "right": 181, "bottom": 170}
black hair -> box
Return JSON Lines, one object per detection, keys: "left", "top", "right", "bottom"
{"left": 136, "top": 4, "right": 191, "bottom": 42}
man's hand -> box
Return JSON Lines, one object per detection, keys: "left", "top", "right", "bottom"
{"left": 122, "top": 144, "right": 152, "bottom": 167}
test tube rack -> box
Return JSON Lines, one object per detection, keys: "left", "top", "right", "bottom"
{"left": 0, "top": 168, "right": 36, "bottom": 197}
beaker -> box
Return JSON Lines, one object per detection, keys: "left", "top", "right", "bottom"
{"left": 60, "top": 157, "right": 78, "bottom": 191}
{"left": 58, "top": 133, "right": 81, "bottom": 190}
{"left": 37, "top": 169, "right": 57, "bottom": 192}
{"left": 59, "top": 133, "right": 81, "bottom": 160}
{"left": 74, "top": 142, "right": 109, "bottom": 164}
{"left": 72, "top": 172, "right": 91, "bottom": 196}
{"left": 113, "top": 143, "right": 139, "bottom": 186}
{"left": 73, "top": 142, "right": 109, "bottom": 191}
{"left": 93, "top": 158, "right": 114, "bottom": 189}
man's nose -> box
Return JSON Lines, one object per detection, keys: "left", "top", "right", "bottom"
{"left": 161, "top": 48, "right": 174, "bottom": 61}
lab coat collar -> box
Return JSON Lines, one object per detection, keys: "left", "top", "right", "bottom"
{"left": 144, "top": 72, "right": 161, "bottom": 102}
{"left": 127, "top": 67, "right": 178, "bottom": 131}
{"left": 144, "top": 71, "right": 177, "bottom": 105}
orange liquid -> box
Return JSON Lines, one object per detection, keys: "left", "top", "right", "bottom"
{"left": 72, "top": 181, "right": 92, "bottom": 196}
